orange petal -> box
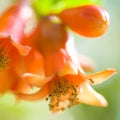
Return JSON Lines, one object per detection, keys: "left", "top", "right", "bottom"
{"left": 0, "top": 33, "right": 31, "bottom": 56}
{"left": 22, "top": 73, "right": 55, "bottom": 87}
{"left": 78, "top": 82, "right": 107, "bottom": 107}
{"left": 24, "top": 50, "right": 44, "bottom": 74}
{"left": 15, "top": 84, "right": 49, "bottom": 101}
{"left": 85, "top": 68, "right": 117, "bottom": 84}
{"left": 59, "top": 62, "right": 78, "bottom": 76}
{"left": 0, "top": 34, "right": 19, "bottom": 69}
{"left": 0, "top": 70, "right": 15, "bottom": 92}
{"left": 11, "top": 40, "right": 31, "bottom": 56}
{"left": 0, "top": 2, "right": 33, "bottom": 56}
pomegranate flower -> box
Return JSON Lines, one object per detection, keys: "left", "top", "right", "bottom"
{"left": 16, "top": 66, "right": 116, "bottom": 112}
{"left": 15, "top": 17, "right": 117, "bottom": 112}
{"left": 0, "top": 1, "right": 34, "bottom": 93}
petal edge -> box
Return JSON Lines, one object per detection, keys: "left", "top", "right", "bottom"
{"left": 85, "top": 68, "right": 117, "bottom": 84}
{"left": 78, "top": 82, "right": 108, "bottom": 107}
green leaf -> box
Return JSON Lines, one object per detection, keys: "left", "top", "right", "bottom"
{"left": 32, "top": 0, "right": 103, "bottom": 16}
{"left": 51, "top": 0, "right": 103, "bottom": 14}
{"left": 32, "top": 0, "right": 53, "bottom": 16}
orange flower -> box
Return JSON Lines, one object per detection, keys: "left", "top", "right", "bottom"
{"left": 14, "top": 13, "right": 116, "bottom": 112}
{"left": 0, "top": 1, "right": 33, "bottom": 93}
{"left": 25, "top": 17, "right": 95, "bottom": 77}
{"left": 16, "top": 67, "right": 116, "bottom": 112}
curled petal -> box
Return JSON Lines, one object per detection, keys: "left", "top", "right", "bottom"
{"left": 0, "top": 34, "right": 31, "bottom": 56}
{"left": 15, "top": 84, "right": 49, "bottom": 101}
{"left": 85, "top": 68, "right": 117, "bottom": 84}
{"left": 11, "top": 40, "right": 31, "bottom": 56}
{"left": 22, "top": 73, "right": 55, "bottom": 87}
{"left": 78, "top": 82, "right": 107, "bottom": 107}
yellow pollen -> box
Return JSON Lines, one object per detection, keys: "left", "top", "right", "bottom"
{"left": 0, "top": 39, "right": 14, "bottom": 71}
{"left": 47, "top": 75, "right": 80, "bottom": 112}
{"left": 0, "top": 48, "right": 9, "bottom": 71}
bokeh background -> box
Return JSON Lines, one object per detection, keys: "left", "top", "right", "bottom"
{"left": 0, "top": 0, "right": 120, "bottom": 120}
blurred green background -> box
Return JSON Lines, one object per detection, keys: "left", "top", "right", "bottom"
{"left": 0, "top": 0, "right": 120, "bottom": 120}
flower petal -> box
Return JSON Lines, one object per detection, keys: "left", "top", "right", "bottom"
{"left": 78, "top": 82, "right": 107, "bottom": 107}
{"left": 11, "top": 40, "right": 31, "bottom": 56}
{"left": 0, "top": 70, "right": 14, "bottom": 92}
{"left": 15, "top": 84, "right": 49, "bottom": 101}
{"left": 22, "top": 73, "right": 55, "bottom": 87}
{"left": 0, "top": 33, "right": 31, "bottom": 56}
{"left": 85, "top": 68, "right": 117, "bottom": 84}
{"left": 0, "top": 2, "right": 33, "bottom": 56}
{"left": 24, "top": 49, "right": 44, "bottom": 74}
{"left": 59, "top": 62, "right": 78, "bottom": 76}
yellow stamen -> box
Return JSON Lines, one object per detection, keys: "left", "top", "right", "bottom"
{"left": 0, "top": 37, "right": 17, "bottom": 71}
{"left": 0, "top": 40, "right": 10, "bottom": 70}
{"left": 48, "top": 74, "right": 82, "bottom": 112}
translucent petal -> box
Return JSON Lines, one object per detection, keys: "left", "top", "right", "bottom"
{"left": 78, "top": 82, "right": 108, "bottom": 107}
{"left": 85, "top": 69, "right": 117, "bottom": 84}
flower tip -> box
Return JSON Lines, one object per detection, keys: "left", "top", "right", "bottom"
{"left": 89, "top": 93, "right": 108, "bottom": 107}
{"left": 99, "top": 97, "right": 108, "bottom": 107}
{"left": 107, "top": 68, "right": 117, "bottom": 74}
{"left": 86, "top": 68, "right": 117, "bottom": 85}
{"left": 104, "top": 68, "right": 117, "bottom": 79}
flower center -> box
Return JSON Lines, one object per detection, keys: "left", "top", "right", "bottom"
{"left": 0, "top": 49, "right": 9, "bottom": 70}
{"left": 0, "top": 38, "right": 16, "bottom": 71}
{"left": 46, "top": 75, "right": 82, "bottom": 112}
